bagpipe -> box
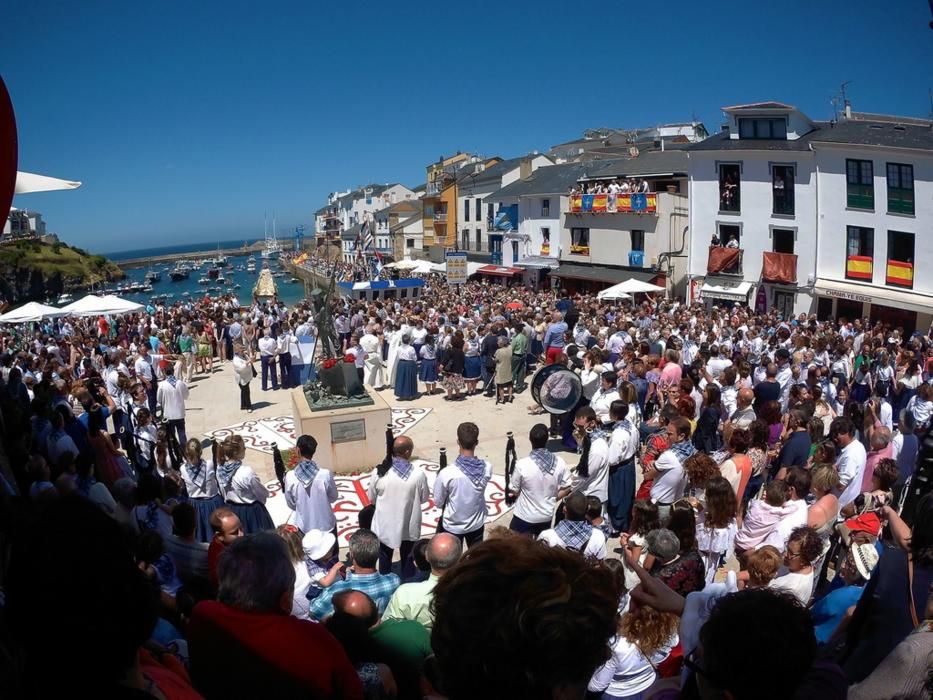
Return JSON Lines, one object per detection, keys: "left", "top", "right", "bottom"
{"left": 375, "top": 422, "right": 393, "bottom": 477}
{"left": 504, "top": 431, "right": 517, "bottom": 506}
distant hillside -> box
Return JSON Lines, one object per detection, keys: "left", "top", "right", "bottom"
{"left": 0, "top": 239, "right": 126, "bottom": 303}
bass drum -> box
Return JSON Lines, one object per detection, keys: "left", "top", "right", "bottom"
{"left": 530, "top": 364, "right": 583, "bottom": 415}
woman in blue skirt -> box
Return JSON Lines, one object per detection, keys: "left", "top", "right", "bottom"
{"left": 217, "top": 435, "right": 274, "bottom": 533}
{"left": 394, "top": 334, "right": 419, "bottom": 400}
{"left": 180, "top": 438, "right": 224, "bottom": 542}
{"left": 419, "top": 334, "right": 439, "bottom": 395}
{"left": 463, "top": 331, "right": 482, "bottom": 395}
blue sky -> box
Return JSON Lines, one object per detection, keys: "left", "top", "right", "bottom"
{"left": 4, "top": 1, "right": 932, "bottom": 254}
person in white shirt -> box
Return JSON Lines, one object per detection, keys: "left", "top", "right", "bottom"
{"left": 284, "top": 434, "right": 338, "bottom": 537}
{"left": 580, "top": 352, "right": 611, "bottom": 402}
{"left": 774, "top": 348, "right": 794, "bottom": 411}
{"left": 607, "top": 401, "right": 639, "bottom": 534}
{"left": 831, "top": 416, "right": 867, "bottom": 509}
{"left": 368, "top": 435, "right": 430, "bottom": 579}
{"left": 180, "top": 438, "right": 224, "bottom": 542}
{"left": 538, "top": 492, "right": 607, "bottom": 559}
{"left": 156, "top": 364, "right": 189, "bottom": 451}
{"left": 647, "top": 417, "right": 694, "bottom": 522}
{"left": 231, "top": 343, "right": 255, "bottom": 413}
{"left": 433, "top": 422, "right": 492, "bottom": 547}
{"left": 570, "top": 406, "right": 612, "bottom": 506}
{"left": 359, "top": 324, "right": 386, "bottom": 390}
{"left": 257, "top": 328, "right": 279, "bottom": 391}
{"left": 507, "top": 423, "right": 572, "bottom": 536}
{"left": 217, "top": 435, "right": 274, "bottom": 534}
{"left": 383, "top": 532, "right": 462, "bottom": 629}
{"left": 276, "top": 325, "right": 294, "bottom": 389}
{"left": 705, "top": 345, "right": 733, "bottom": 379}
{"left": 134, "top": 344, "right": 159, "bottom": 413}
{"left": 590, "top": 371, "right": 621, "bottom": 425}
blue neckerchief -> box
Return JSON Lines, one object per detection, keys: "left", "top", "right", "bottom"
{"left": 294, "top": 458, "right": 319, "bottom": 487}
{"left": 456, "top": 455, "right": 489, "bottom": 489}
{"left": 141, "top": 501, "right": 160, "bottom": 531}
{"left": 187, "top": 459, "right": 204, "bottom": 485}
{"left": 392, "top": 456, "right": 413, "bottom": 480}
{"left": 554, "top": 519, "right": 593, "bottom": 551}
{"left": 671, "top": 440, "right": 696, "bottom": 463}
{"left": 577, "top": 426, "right": 610, "bottom": 454}
{"left": 530, "top": 448, "right": 556, "bottom": 475}
{"left": 166, "top": 375, "right": 177, "bottom": 387}
{"left": 217, "top": 460, "right": 241, "bottom": 489}
{"left": 613, "top": 419, "right": 634, "bottom": 432}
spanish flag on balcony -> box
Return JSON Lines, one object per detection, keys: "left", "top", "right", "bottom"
{"left": 570, "top": 195, "right": 582, "bottom": 212}
{"left": 592, "top": 194, "right": 609, "bottom": 212}
{"left": 846, "top": 255, "right": 873, "bottom": 281}
{"left": 886, "top": 260, "right": 913, "bottom": 287}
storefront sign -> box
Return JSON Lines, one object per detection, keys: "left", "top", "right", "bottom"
{"left": 822, "top": 288, "right": 872, "bottom": 304}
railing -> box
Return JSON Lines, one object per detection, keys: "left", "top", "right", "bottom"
{"left": 846, "top": 184, "right": 873, "bottom": 210}
{"left": 569, "top": 244, "right": 590, "bottom": 256}
{"left": 888, "top": 188, "right": 915, "bottom": 215}
{"left": 707, "top": 246, "right": 743, "bottom": 275}
{"left": 569, "top": 192, "right": 657, "bottom": 214}
{"left": 845, "top": 254, "right": 873, "bottom": 281}
{"left": 762, "top": 251, "right": 797, "bottom": 284}
{"left": 886, "top": 259, "right": 913, "bottom": 288}
{"left": 772, "top": 190, "right": 795, "bottom": 216}
{"left": 433, "top": 212, "right": 448, "bottom": 223}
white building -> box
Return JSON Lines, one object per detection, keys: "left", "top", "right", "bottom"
{"left": 3, "top": 208, "right": 46, "bottom": 239}
{"left": 314, "top": 183, "right": 416, "bottom": 244}
{"left": 454, "top": 154, "right": 552, "bottom": 267}
{"left": 687, "top": 102, "right": 933, "bottom": 330}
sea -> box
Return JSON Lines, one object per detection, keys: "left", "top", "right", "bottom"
{"left": 98, "top": 240, "right": 307, "bottom": 307}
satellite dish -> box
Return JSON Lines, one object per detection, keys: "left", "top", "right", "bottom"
{"left": 629, "top": 146, "right": 640, "bottom": 158}
{"left": 530, "top": 365, "right": 583, "bottom": 415}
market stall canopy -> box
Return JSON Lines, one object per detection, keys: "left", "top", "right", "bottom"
{"left": 15, "top": 171, "right": 82, "bottom": 194}
{"left": 384, "top": 259, "right": 422, "bottom": 270}
{"left": 100, "top": 295, "right": 145, "bottom": 314}
{"left": 0, "top": 301, "right": 66, "bottom": 323}
{"left": 610, "top": 278, "right": 666, "bottom": 294}
{"left": 595, "top": 284, "right": 633, "bottom": 301}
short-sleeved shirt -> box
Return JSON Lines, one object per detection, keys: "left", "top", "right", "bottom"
{"left": 778, "top": 430, "right": 811, "bottom": 471}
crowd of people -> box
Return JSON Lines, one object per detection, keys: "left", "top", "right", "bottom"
{"left": 0, "top": 273, "right": 932, "bottom": 699}
{"left": 570, "top": 178, "right": 652, "bottom": 195}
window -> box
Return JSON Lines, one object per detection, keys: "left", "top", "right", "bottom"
{"left": 846, "top": 226, "right": 873, "bottom": 281}
{"left": 630, "top": 229, "right": 645, "bottom": 252}
{"left": 406, "top": 239, "right": 415, "bottom": 249}
{"left": 570, "top": 227, "right": 590, "bottom": 255}
{"left": 463, "top": 199, "right": 470, "bottom": 222}
{"left": 487, "top": 202, "right": 494, "bottom": 227}
{"left": 718, "top": 163, "right": 741, "bottom": 212}
{"left": 772, "top": 228, "right": 795, "bottom": 254}
{"left": 887, "top": 230, "right": 915, "bottom": 288}
{"left": 475, "top": 228, "right": 482, "bottom": 251}
{"left": 541, "top": 227, "right": 550, "bottom": 243}
{"left": 511, "top": 240, "right": 519, "bottom": 262}
{"left": 773, "top": 291, "right": 795, "bottom": 319}
{"left": 461, "top": 228, "right": 470, "bottom": 250}
{"left": 887, "top": 163, "right": 914, "bottom": 215}
{"left": 475, "top": 198, "right": 482, "bottom": 222}
{"left": 772, "top": 165, "right": 795, "bottom": 215}
{"left": 738, "top": 118, "right": 787, "bottom": 139}
{"left": 541, "top": 198, "right": 550, "bottom": 217}
{"left": 718, "top": 224, "right": 742, "bottom": 273}
{"left": 846, "top": 159, "right": 874, "bottom": 209}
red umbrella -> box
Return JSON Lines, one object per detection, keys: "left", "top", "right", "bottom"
{"left": 506, "top": 301, "right": 523, "bottom": 310}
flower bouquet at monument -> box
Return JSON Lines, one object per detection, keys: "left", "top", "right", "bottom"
{"left": 316, "top": 353, "right": 365, "bottom": 398}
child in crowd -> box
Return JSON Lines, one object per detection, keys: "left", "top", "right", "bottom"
{"left": 134, "top": 407, "right": 158, "bottom": 472}
{"left": 302, "top": 529, "right": 343, "bottom": 602}
{"left": 695, "top": 476, "right": 739, "bottom": 584}
{"left": 734, "top": 480, "right": 795, "bottom": 559}
{"left": 621, "top": 500, "right": 660, "bottom": 590}
{"left": 738, "top": 544, "right": 782, "bottom": 590}
{"left": 586, "top": 495, "right": 613, "bottom": 540}
{"left": 769, "top": 526, "right": 823, "bottom": 606}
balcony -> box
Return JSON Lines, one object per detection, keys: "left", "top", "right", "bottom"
{"left": 772, "top": 190, "right": 795, "bottom": 216}
{"left": 846, "top": 184, "right": 873, "bottom": 210}
{"left": 845, "top": 255, "right": 873, "bottom": 281}
{"left": 761, "top": 251, "right": 797, "bottom": 284}
{"left": 707, "top": 246, "right": 743, "bottom": 275}
{"left": 433, "top": 212, "right": 448, "bottom": 223}
{"left": 886, "top": 259, "right": 913, "bottom": 288}
{"left": 888, "top": 188, "right": 915, "bottom": 216}
{"left": 569, "top": 244, "right": 590, "bottom": 256}
{"left": 568, "top": 192, "right": 658, "bottom": 215}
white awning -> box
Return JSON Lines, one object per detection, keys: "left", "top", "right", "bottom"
{"left": 813, "top": 278, "right": 933, "bottom": 316}
{"left": 0, "top": 301, "right": 67, "bottom": 323}
{"left": 15, "top": 171, "right": 82, "bottom": 194}
{"left": 700, "top": 280, "right": 753, "bottom": 302}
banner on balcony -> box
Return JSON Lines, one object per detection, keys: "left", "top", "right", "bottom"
{"left": 886, "top": 260, "right": 913, "bottom": 287}
{"left": 493, "top": 205, "right": 518, "bottom": 231}
{"left": 707, "top": 246, "right": 741, "bottom": 274}
{"left": 846, "top": 255, "right": 872, "bottom": 281}
{"left": 570, "top": 193, "right": 657, "bottom": 214}
{"left": 761, "top": 251, "right": 798, "bottom": 285}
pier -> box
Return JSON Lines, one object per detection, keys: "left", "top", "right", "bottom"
{"left": 114, "top": 241, "right": 266, "bottom": 268}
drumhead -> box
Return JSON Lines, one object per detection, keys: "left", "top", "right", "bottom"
{"left": 530, "top": 364, "right": 583, "bottom": 414}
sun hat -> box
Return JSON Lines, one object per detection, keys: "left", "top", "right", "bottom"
{"left": 302, "top": 529, "right": 336, "bottom": 561}
{"left": 852, "top": 541, "right": 880, "bottom": 581}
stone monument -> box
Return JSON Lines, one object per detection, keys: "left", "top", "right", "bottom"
{"left": 290, "top": 273, "right": 390, "bottom": 473}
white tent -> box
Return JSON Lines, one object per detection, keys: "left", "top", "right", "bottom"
{"left": 0, "top": 301, "right": 66, "bottom": 323}
{"left": 595, "top": 285, "right": 633, "bottom": 301}
{"left": 384, "top": 259, "right": 421, "bottom": 270}
{"left": 100, "top": 295, "right": 145, "bottom": 314}
{"left": 15, "top": 171, "right": 82, "bottom": 194}
{"left": 607, "top": 278, "right": 666, "bottom": 295}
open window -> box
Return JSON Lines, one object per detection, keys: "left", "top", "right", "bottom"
{"left": 718, "top": 163, "right": 741, "bottom": 212}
